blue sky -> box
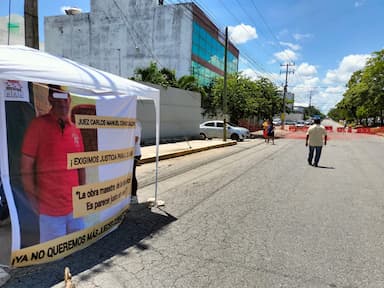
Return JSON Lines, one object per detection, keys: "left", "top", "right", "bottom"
{"left": 1, "top": 0, "right": 383, "bottom": 113}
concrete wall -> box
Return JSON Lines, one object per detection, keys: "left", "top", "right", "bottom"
{"left": 45, "top": 1, "right": 193, "bottom": 79}
{"left": 137, "top": 84, "right": 202, "bottom": 144}
{"left": 0, "top": 14, "right": 25, "bottom": 45}
{"left": 91, "top": 0, "right": 159, "bottom": 12}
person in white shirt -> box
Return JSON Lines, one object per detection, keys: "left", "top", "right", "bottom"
{"left": 305, "top": 118, "right": 327, "bottom": 167}
{"left": 131, "top": 120, "right": 142, "bottom": 204}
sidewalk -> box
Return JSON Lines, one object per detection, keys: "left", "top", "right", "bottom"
{"left": 140, "top": 139, "right": 237, "bottom": 164}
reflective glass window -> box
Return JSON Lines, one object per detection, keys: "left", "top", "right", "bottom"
{"left": 191, "top": 21, "right": 238, "bottom": 85}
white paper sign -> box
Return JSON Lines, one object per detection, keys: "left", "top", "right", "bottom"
{"left": 2, "top": 80, "right": 29, "bottom": 102}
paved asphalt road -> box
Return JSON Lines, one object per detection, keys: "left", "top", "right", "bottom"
{"left": 4, "top": 128, "right": 384, "bottom": 287}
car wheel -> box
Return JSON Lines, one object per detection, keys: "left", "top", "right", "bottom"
{"left": 200, "top": 133, "right": 207, "bottom": 140}
{"left": 230, "top": 134, "right": 239, "bottom": 141}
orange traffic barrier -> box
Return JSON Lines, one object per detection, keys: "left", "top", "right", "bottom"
{"left": 296, "top": 126, "right": 308, "bottom": 132}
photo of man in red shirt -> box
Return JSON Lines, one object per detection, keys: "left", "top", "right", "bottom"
{"left": 21, "top": 85, "right": 86, "bottom": 243}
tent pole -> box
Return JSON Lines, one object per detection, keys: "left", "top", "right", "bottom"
{"left": 150, "top": 97, "right": 164, "bottom": 207}
{"left": 154, "top": 97, "right": 159, "bottom": 203}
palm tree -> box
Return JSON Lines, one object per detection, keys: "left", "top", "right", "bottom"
{"left": 177, "top": 75, "right": 200, "bottom": 92}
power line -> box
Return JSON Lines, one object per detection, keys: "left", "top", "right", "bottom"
{"left": 193, "top": 0, "right": 280, "bottom": 82}
{"left": 166, "top": 0, "right": 276, "bottom": 81}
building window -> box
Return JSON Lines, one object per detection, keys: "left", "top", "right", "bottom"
{"left": 191, "top": 21, "right": 238, "bottom": 86}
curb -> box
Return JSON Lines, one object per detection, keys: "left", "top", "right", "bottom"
{"left": 140, "top": 141, "right": 237, "bottom": 164}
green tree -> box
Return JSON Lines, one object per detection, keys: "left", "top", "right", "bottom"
{"left": 208, "top": 73, "right": 281, "bottom": 123}
{"left": 160, "top": 67, "right": 177, "bottom": 87}
{"left": 133, "top": 63, "right": 206, "bottom": 94}
{"left": 336, "top": 49, "right": 384, "bottom": 126}
{"left": 327, "top": 103, "right": 349, "bottom": 122}
{"left": 177, "top": 75, "right": 200, "bottom": 92}
{"left": 133, "top": 62, "right": 176, "bottom": 87}
{"left": 356, "top": 105, "right": 369, "bottom": 123}
{"left": 304, "top": 106, "right": 324, "bottom": 119}
{"left": 362, "top": 50, "right": 384, "bottom": 125}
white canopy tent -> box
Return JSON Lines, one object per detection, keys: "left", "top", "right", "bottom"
{"left": 0, "top": 45, "right": 161, "bottom": 250}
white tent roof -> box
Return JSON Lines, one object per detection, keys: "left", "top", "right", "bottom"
{"left": 0, "top": 45, "right": 159, "bottom": 101}
{"left": 0, "top": 45, "right": 162, "bottom": 224}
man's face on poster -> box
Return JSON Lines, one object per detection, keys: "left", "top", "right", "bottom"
{"left": 49, "top": 92, "right": 71, "bottom": 120}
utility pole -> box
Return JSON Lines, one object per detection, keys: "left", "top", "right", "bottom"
{"left": 306, "top": 89, "right": 313, "bottom": 120}
{"left": 24, "top": 0, "right": 39, "bottom": 49}
{"left": 223, "top": 26, "right": 228, "bottom": 141}
{"left": 280, "top": 62, "right": 295, "bottom": 129}
{"left": 308, "top": 90, "right": 313, "bottom": 108}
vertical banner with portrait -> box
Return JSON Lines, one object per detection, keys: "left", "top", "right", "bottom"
{"left": 0, "top": 81, "right": 137, "bottom": 267}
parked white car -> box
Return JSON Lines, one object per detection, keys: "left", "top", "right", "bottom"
{"left": 200, "top": 120, "right": 250, "bottom": 141}
{"left": 272, "top": 118, "right": 281, "bottom": 126}
{"left": 295, "top": 120, "right": 305, "bottom": 127}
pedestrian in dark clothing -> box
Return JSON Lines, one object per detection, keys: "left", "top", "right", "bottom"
{"left": 267, "top": 121, "right": 275, "bottom": 144}
{"left": 131, "top": 120, "right": 142, "bottom": 204}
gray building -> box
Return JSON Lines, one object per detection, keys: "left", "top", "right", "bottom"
{"left": 45, "top": 0, "right": 239, "bottom": 142}
{"left": 44, "top": 0, "right": 239, "bottom": 86}
{"left": 277, "top": 90, "right": 295, "bottom": 111}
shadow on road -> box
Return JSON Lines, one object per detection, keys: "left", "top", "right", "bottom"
{"left": 4, "top": 205, "right": 177, "bottom": 288}
{"left": 314, "top": 165, "right": 335, "bottom": 169}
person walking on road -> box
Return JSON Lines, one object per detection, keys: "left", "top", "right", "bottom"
{"left": 131, "top": 120, "right": 142, "bottom": 204}
{"left": 262, "top": 119, "right": 268, "bottom": 142}
{"left": 305, "top": 117, "right": 327, "bottom": 167}
{"left": 267, "top": 120, "right": 275, "bottom": 144}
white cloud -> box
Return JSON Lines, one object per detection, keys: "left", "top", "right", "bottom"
{"left": 280, "top": 41, "right": 301, "bottom": 51}
{"left": 323, "top": 54, "right": 370, "bottom": 85}
{"left": 293, "top": 33, "right": 312, "bottom": 41}
{"left": 241, "top": 69, "right": 261, "bottom": 81}
{"left": 312, "top": 55, "right": 369, "bottom": 113}
{"left": 240, "top": 69, "right": 283, "bottom": 86}
{"left": 287, "top": 54, "right": 369, "bottom": 113}
{"left": 291, "top": 76, "right": 320, "bottom": 104}
{"left": 274, "top": 49, "right": 298, "bottom": 62}
{"left": 228, "top": 24, "right": 258, "bottom": 45}
{"left": 355, "top": 0, "right": 366, "bottom": 7}
{"left": 315, "top": 85, "right": 346, "bottom": 113}
{"left": 296, "top": 62, "right": 317, "bottom": 78}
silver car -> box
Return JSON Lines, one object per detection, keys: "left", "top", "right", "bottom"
{"left": 200, "top": 120, "right": 250, "bottom": 141}
{"left": 295, "top": 120, "right": 305, "bottom": 127}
